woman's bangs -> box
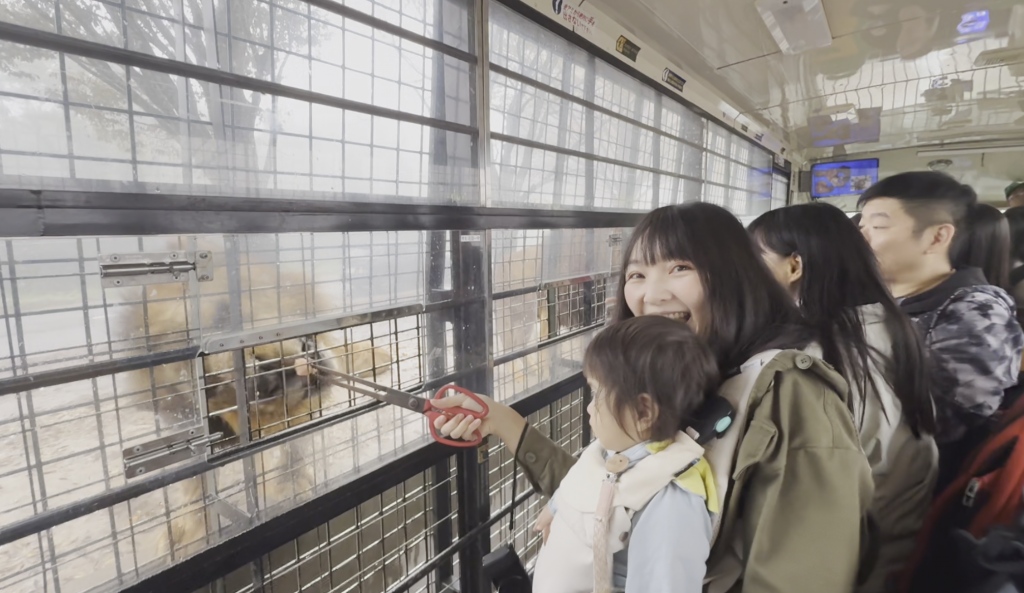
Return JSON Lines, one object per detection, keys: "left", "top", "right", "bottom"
{"left": 629, "top": 211, "right": 693, "bottom": 266}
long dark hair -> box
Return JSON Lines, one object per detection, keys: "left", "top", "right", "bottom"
{"left": 748, "top": 202, "right": 935, "bottom": 436}
{"left": 614, "top": 203, "right": 813, "bottom": 374}
{"left": 1006, "top": 206, "right": 1024, "bottom": 265}
{"left": 952, "top": 203, "right": 1011, "bottom": 291}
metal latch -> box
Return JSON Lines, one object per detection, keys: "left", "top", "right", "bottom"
{"left": 123, "top": 427, "right": 222, "bottom": 478}
{"left": 607, "top": 233, "right": 622, "bottom": 246}
{"left": 99, "top": 250, "right": 213, "bottom": 288}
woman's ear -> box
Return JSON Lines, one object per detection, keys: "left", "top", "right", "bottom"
{"left": 788, "top": 253, "right": 804, "bottom": 285}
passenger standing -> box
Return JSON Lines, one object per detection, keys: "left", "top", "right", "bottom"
{"left": 1006, "top": 180, "right": 1024, "bottom": 209}
{"left": 858, "top": 172, "right": 1024, "bottom": 490}
{"left": 749, "top": 202, "right": 937, "bottom": 593}
{"left": 434, "top": 203, "right": 874, "bottom": 593}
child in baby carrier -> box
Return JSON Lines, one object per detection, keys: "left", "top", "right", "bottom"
{"left": 531, "top": 315, "right": 729, "bottom": 593}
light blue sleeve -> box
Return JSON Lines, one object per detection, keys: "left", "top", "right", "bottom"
{"left": 624, "top": 483, "right": 711, "bottom": 593}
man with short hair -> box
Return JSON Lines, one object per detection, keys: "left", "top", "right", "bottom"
{"left": 858, "top": 171, "right": 1024, "bottom": 489}
{"left": 1007, "top": 180, "right": 1024, "bottom": 209}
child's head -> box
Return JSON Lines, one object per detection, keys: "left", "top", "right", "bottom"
{"left": 583, "top": 315, "right": 720, "bottom": 452}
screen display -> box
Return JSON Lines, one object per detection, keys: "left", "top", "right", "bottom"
{"left": 810, "top": 159, "right": 879, "bottom": 199}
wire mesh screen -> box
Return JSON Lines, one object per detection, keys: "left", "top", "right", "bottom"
{"left": 0, "top": 227, "right": 454, "bottom": 593}
{"left": 191, "top": 389, "right": 585, "bottom": 593}
{"left": 0, "top": 0, "right": 478, "bottom": 204}
{"left": 491, "top": 228, "right": 621, "bottom": 403}
{"left": 191, "top": 455, "right": 460, "bottom": 593}
{"left": 487, "top": 388, "right": 586, "bottom": 564}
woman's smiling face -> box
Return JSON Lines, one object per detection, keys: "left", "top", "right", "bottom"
{"left": 622, "top": 255, "right": 708, "bottom": 335}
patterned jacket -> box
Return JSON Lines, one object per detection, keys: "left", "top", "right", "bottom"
{"left": 899, "top": 267, "right": 1024, "bottom": 445}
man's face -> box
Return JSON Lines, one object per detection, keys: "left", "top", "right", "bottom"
{"left": 859, "top": 197, "right": 939, "bottom": 285}
{"left": 1009, "top": 187, "right": 1024, "bottom": 209}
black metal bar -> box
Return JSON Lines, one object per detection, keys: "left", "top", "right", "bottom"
{"left": 0, "top": 190, "right": 645, "bottom": 237}
{"left": 0, "top": 347, "right": 199, "bottom": 396}
{"left": 450, "top": 228, "right": 492, "bottom": 593}
{"left": 491, "top": 132, "right": 703, "bottom": 184}
{"left": 490, "top": 271, "right": 611, "bottom": 301}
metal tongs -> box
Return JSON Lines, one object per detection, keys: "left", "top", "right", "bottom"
{"left": 313, "top": 364, "right": 489, "bottom": 447}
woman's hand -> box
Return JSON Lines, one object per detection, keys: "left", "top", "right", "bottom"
{"left": 431, "top": 391, "right": 529, "bottom": 452}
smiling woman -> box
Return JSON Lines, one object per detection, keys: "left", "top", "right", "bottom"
{"left": 434, "top": 202, "right": 876, "bottom": 593}
{"left": 615, "top": 203, "right": 810, "bottom": 373}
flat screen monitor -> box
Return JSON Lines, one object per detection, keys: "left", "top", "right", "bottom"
{"left": 810, "top": 158, "right": 879, "bottom": 199}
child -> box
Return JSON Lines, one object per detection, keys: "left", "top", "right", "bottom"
{"left": 531, "top": 315, "right": 721, "bottom": 593}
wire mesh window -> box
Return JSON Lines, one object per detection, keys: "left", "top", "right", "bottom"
{"left": 191, "top": 455, "right": 460, "bottom": 593}
{"left": 487, "top": 2, "right": 776, "bottom": 214}
{"left": 704, "top": 122, "right": 774, "bottom": 216}
{"left": 0, "top": 0, "right": 790, "bottom": 591}
{"left": 191, "top": 389, "right": 584, "bottom": 593}
{"left": 0, "top": 228, "right": 456, "bottom": 593}
{"left": 0, "top": 0, "right": 477, "bottom": 204}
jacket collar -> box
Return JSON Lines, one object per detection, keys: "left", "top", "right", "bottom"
{"left": 897, "top": 267, "right": 988, "bottom": 316}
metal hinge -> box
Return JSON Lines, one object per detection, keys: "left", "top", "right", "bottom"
{"left": 123, "top": 427, "right": 223, "bottom": 478}
{"left": 98, "top": 250, "right": 213, "bottom": 288}
{"left": 607, "top": 233, "right": 622, "bottom": 246}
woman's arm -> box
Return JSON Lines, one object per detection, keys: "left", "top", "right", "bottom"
{"left": 431, "top": 394, "right": 577, "bottom": 497}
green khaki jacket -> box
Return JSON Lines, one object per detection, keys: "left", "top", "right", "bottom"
{"left": 515, "top": 350, "right": 874, "bottom": 593}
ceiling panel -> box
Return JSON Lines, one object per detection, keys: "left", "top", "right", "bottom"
{"left": 633, "top": 0, "right": 781, "bottom": 68}
{"left": 587, "top": 0, "right": 1024, "bottom": 158}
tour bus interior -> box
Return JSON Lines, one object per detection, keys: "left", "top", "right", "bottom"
{"left": 586, "top": 0, "right": 1024, "bottom": 208}
{"left": 1, "top": 0, "right": 1024, "bottom": 592}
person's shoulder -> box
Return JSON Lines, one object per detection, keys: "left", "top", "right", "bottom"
{"left": 936, "top": 285, "right": 1018, "bottom": 335}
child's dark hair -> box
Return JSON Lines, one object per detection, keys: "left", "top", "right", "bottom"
{"left": 583, "top": 315, "right": 720, "bottom": 442}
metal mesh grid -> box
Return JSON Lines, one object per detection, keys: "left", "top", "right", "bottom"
{"left": 0, "top": 226, "right": 454, "bottom": 593}
{"left": 591, "top": 161, "right": 656, "bottom": 211}
{"left": 491, "top": 229, "right": 544, "bottom": 294}
{"left": 539, "top": 228, "right": 615, "bottom": 283}
{"left": 593, "top": 61, "right": 657, "bottom": 127}
{"left": 0, "top": 0, "right": 477, "bottom": 204}
{"left": 492, "top": 331, "right": 591, "bottom": 404}
{"left": 0, "top": 230, "right": 431, "bottom": 381}
{"left": 190, "top": 388, "right": 585, "bottom": 593}
{"left": 487, "top": 389, "right": 587, "bottom": 564}
{"left": 488, "top": 138, "right": 590, "bottom": 208}
{"left": 489, "top": 72, "right": 586, "bottom": 151}
{"left": 772, "top": 170, "right": 790, "bottom": 209}
{"left": 660, "top": 99, "right": 705, "bottom": 146}
{"left": 190, "top": 455, "right": 459, "bottom": 593}
{"left": 591, "top": 110, "right": 655, "bottom": 168}
{"left": 487, "top": 4, "right": 590, "bottom": 98}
